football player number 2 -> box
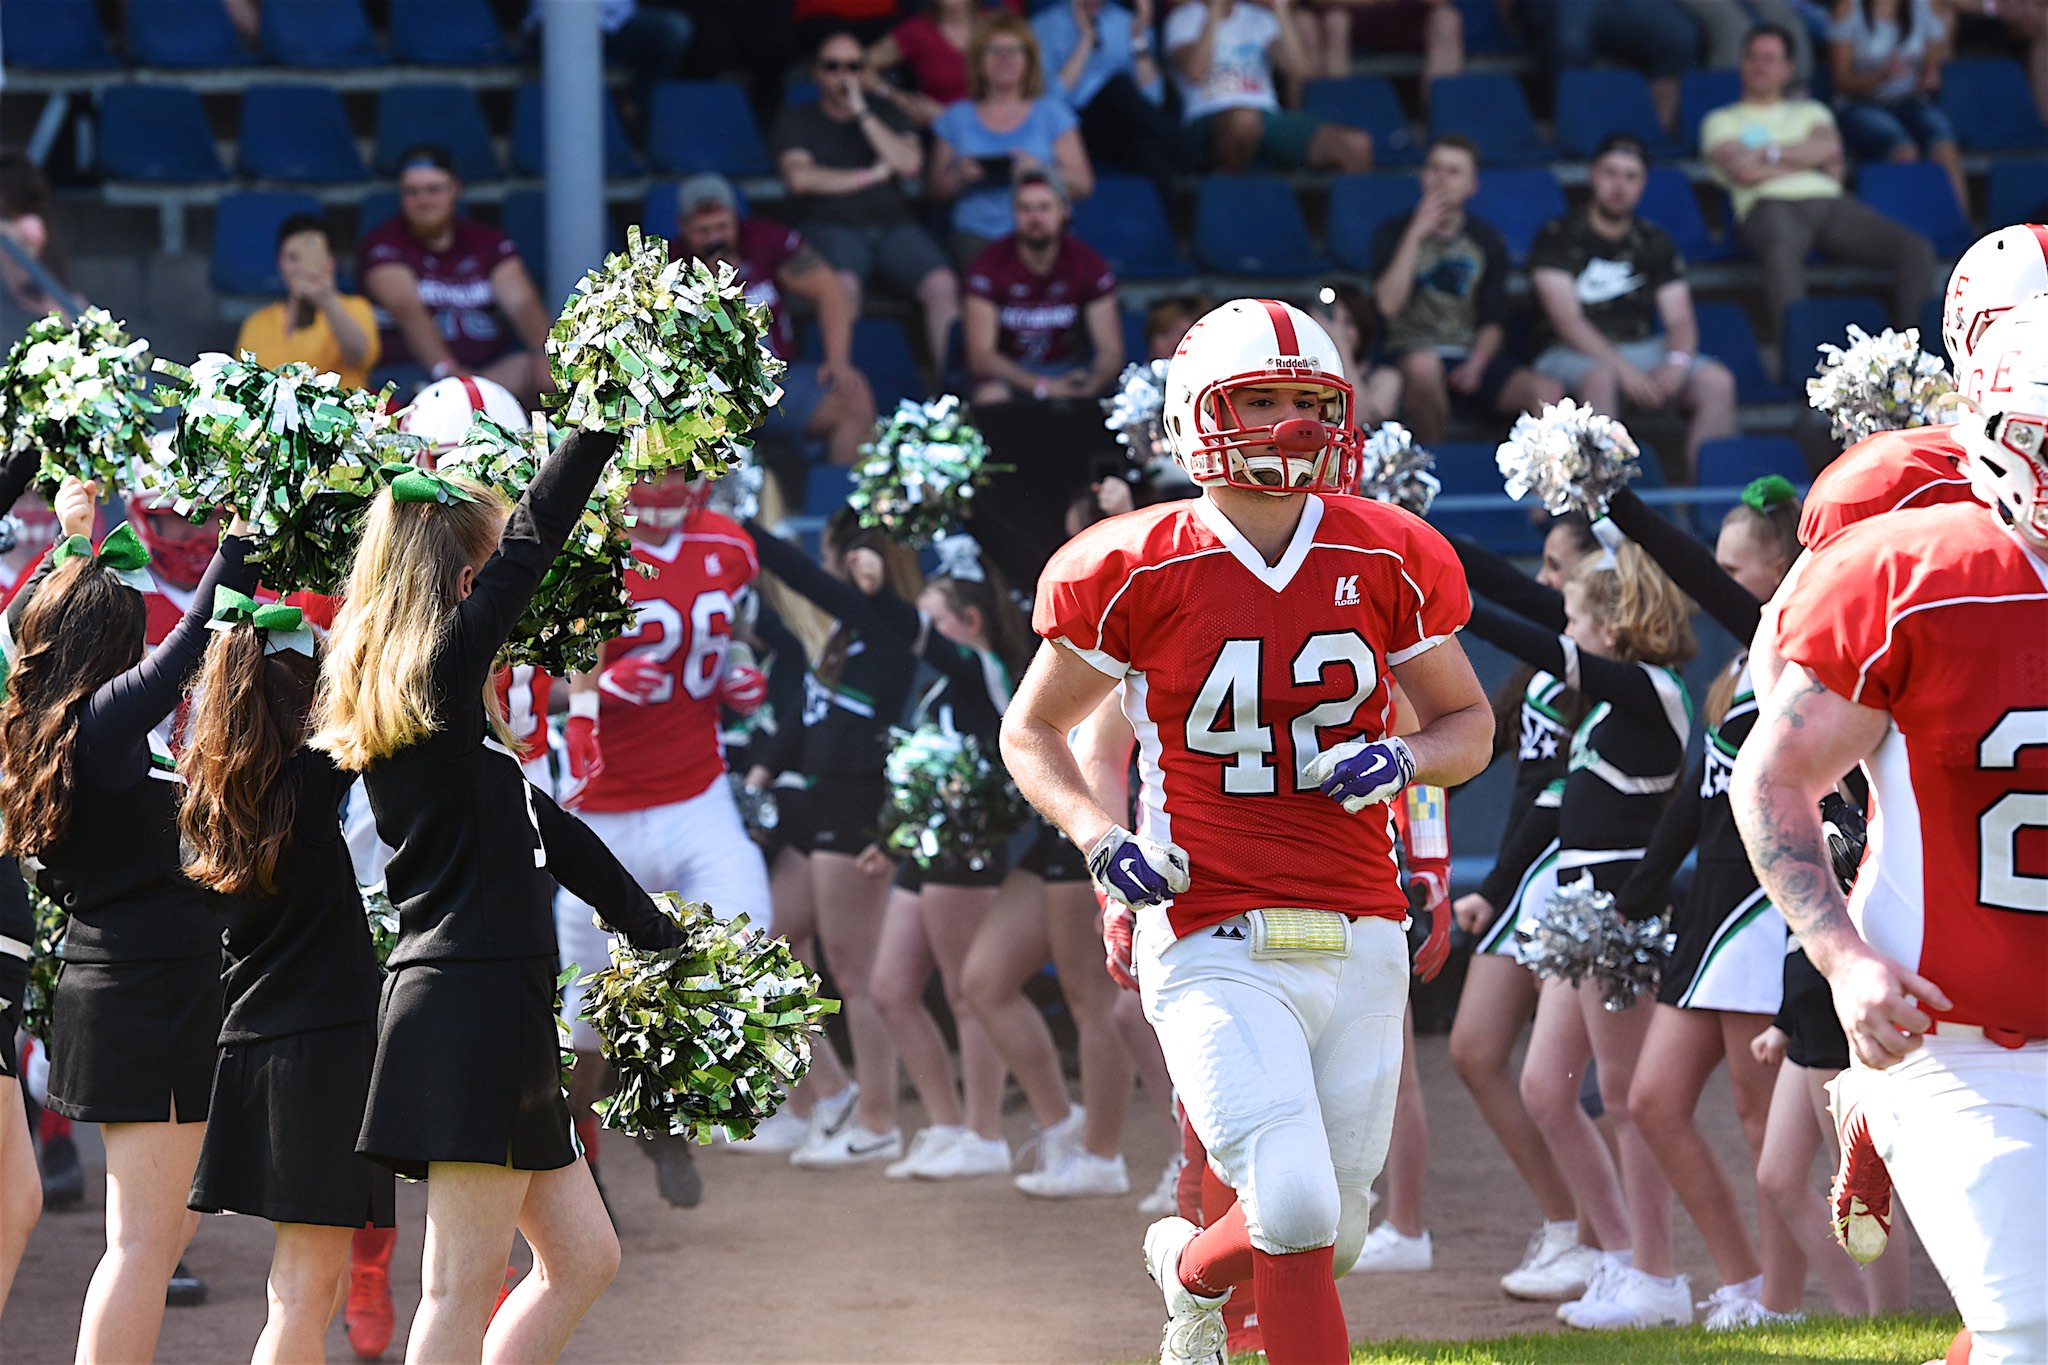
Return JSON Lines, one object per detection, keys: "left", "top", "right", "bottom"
{"left": 1186, "top": 632, "right": 1377, "bottom": 794}
{"left": 1979, "top": 709, "right": 2048, "bottom": 913}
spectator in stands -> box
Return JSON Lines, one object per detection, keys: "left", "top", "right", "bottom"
{"left": 1702, "top": 24, "right": 1935, "bottom": 335}
{"left": 526, "top": 0, "right": 693, "bottom": 141}
{"left": 221, "top": 0, "right": 258, "bottom": 46}
{"left": 1828, "top": 0, "right": 1968, "bottom": 210}
{"left": 1164, "top": 0, "right": 1376, "bottom": 173}
{"left": 1305, "top": 0, "right": 1464, "bottom": 93}
{"left": 1143, "top": 293, "right": 1211, "bottom": 360}
{"left": 772, "top": 30, "right": 961, "bottom": 373}
{"left": 963, "top": 169, "right": 1123, "bottom": 402}
{"left": 1520, "top": 0, "right": 1701, "bottom": 132}
{"left": 234, "top": 213, "right": 380, "bottom": 392}
{"left": 670, "top": 175, "right": 878, "bottom": 466}
{"left": 0, "top": 153, "right": 73, "bottom": 339}
{"left": 1681, "top": 0, "right": 1815, "bottom": 87}
{"left": 1949, "top": 0, "right": 2048, "bottom": 124}
{"left": 1313, "top": 283, "right": 1403, "bottom": 428}
{"left": 1528, "top": 134, "right": 1738, "bottom": 480}
{"left": 360, "top": 145, "right": 554, "bottom": 408}
{"left": 1370, "top": 134, "right": 1563, "bottom": 445}
{"left": 931, "top": 14, "right": 1097, "bottom": 265}
{"left": 1033, "top": 0, "right": 1193, "bottom": 206}
{"left": 868, "top": 0, "right": 1025, "bottom": 127}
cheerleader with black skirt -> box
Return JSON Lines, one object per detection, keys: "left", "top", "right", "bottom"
{"left": 1462, "top": 541, "right": 1699, "bottom": 1328}
{"left": 309, "top": 432, "right": 683, "bottom": 1360}
{"left": 0, "top": 481, "right": 251, "bottom": 1361}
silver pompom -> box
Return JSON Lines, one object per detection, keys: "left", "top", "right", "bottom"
{"left": 704, "top": 461, "right": 766, "bottom": 523}
{"left": 1101, "top": 359, "right": 1171, "bottom": 466}
{"left": 1357, "top": 422, "right": 1441, "bottom": 516}
{"left": 1806, "top": 326, "right": 1957, "bottom": 447}
{"left": 1496, "top": 398, "right": 1641, "bottom": 517}
{"left": 1515, "top": 877, "right": 1673, "bottom": 1012}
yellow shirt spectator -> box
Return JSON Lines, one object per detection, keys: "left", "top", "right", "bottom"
{"left": 1701, "top": 98, "right": 1842, "bottom": 220}
{"left": 234, "top": 295, "right": 381, "bottom": 390}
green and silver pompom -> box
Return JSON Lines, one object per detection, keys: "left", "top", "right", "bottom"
{"left": 850, "top": 396, "right": 1000, "bottom": 548}
{"left": 1358, "top": 421, "right": 1441, "bottom": 516}
{"left": 363, "top": 884, "right": 399, "bottom": 970}
{"left": 1496, "top": 398, "right": 1641, "bottom": 517}
{"left": 21, "top": 887, "right": 66, "bottom": 1044}
{"left": 0, "top": 308, "right": 160, "bottom": 492}
{"left": 883, "top": 723, "right": 1028, "bottom": 871}
{"left": 1807, "top": 325, "right": 1956, "bottom": 447}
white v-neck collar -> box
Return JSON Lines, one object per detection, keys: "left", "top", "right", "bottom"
{"left": 1194, "top": 494, "right": 1324, "bottom": 593}
{"left": 637, "top": 530, "right": 686, "bottom": 564}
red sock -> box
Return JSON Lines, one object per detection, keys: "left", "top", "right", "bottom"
{"left": 1179, "top": 1201, "right": 1254, "bottom": 1299}
{"left": 351, "top": 1224, "right": 397, "bottom": 1272}
{"left": 38, "top": 1110, "right": 70, "bottom": 1142}
{"left": 574, "top": 1110, "right": 601, "bottom": 1165}
{"left": 1251, "top": 1246, "right": 1346, "bottom": 1364}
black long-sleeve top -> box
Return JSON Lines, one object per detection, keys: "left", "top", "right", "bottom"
{"left": 361, "top": 430, "right": 678, "bottom": 965}
{"left": 14, "top": 536, "right": 256, "bottom": 961}
{"left": 737, "top": 600, "right": 810, "bottom": 778}
{"left": 0, "top": 443, "right": 49, "bottom": 969}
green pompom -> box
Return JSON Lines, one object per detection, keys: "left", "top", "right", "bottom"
{"left": 362, "top": 885, "right": 399, "bottom": 971}
{"left": 0, "top": 308, "right": 161, "bottom": 492}
{"left": 849, "top": 396, "right": 1004, "bottom": 548}
{"left": 882, "top": 723, "right": 1028, "bottom": 871}
{"left": 22, "top": 887, "right": 66, "bottom": 1044}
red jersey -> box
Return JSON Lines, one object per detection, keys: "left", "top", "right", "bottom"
{"left": 966, "top": 235, "right": 1118, "bottom": 370}
{"left": 1035, "top": 494, "right": 1471, "bottom": 937}
{"left": 578, "top": 511, "right": 759, "bottom": 813}
{"left": 358, "top": 215, "right": 522, "bottom": 371}
{"left": 493, "top": 665, "right": 553, "bottom": 759}
{"left": 1798, "top": 424, "right": 1974, "bottom": 549}
{"left": 1777, "top": 502, "right": 2048, "bottom": 1037}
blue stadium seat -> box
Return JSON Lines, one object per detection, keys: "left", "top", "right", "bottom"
{"left": 498, "top": 191, "right": 547, "bottom": 282}
{"left": 1856, "top": 162, "right": 1974, "bottom": 257}
{"left": 1429, "top": 442, "right": 1547, "bottom": 555}
{"left": 126, "top": 0, "right": 255, "bottom": 67}
{"left": 1328, "top": 173, "right": 1420, "bottom": 271}
{"left": 389, "top": 0, "right": 512, "bottom": 66}
{"left": 641, "top": 180, "right": 752, "bottom": 243}
{"left": 1693, "top": 301, "right": 1790, "bottom": 403}
{"left": 1939, "top": 58, "right": 2048, "bottom": 151}
{"left": 376, "top": 86, "right": 502, "bottom": 181}
{"left": 98, "top": 86, "right": 227, "bottom": 182}
{"left": 1428, "top": 74, "right": 1551, "bottom": 166}
{"left": 1638, "top": 166, "right": 1737, "bottom": 262}
{"left": 1782, "top": 295, "right": 1888, "bottom": 385}
{"left": 1987, "top": 158, "right": 2048, "bottom": 228}
{"left": 851, "top": 317, "right": 924, "bottom": 410}
{"left": 1466, "top": 167, "right": 1565, "bottom": 265}
{"left": 648, "top": 82, "right": 771, "bottom": 177}
{"left": 1071, "top": 174, "right": 1189, "bottom": 279}
{"left": 513, "top": 82, "right": 641, "bottom": 178}
{"left": 802, "top": 464, "right": 858, "bottom": 517}
{"left": 1554, "top": 69, "right": 1678, "bottom": 160}
{"left": 238, "top": 86, "right": 367, "bottom": 184}
{"left": 1921, "top": 295, "right": 1944, "bottom": 351}
{"left": 1120, "top": 309, "right": 1147, "bottom": 371}
{"left": 210, "top": 191, "right": 323, "bottom": 297}
{"left": 1679, "top": 68, "right": 1742, "bottom": 156}
{"left": 261, "top": 0, "right": 384, "bottom": 66}
{"left": 1, "top": 0, "right": 118, "bottom": 68}
{"left": 1692, "top": 436, "right": 1810, "bottom": 525}
{"left": 1194, "top": 177, "right": 1328, "bottom": 275}
{"left": 1302, "top": 77, "right": 1420, "bottom": 166}
{"left": 1456, "top": 0, "right": 1517, "bottom": 54}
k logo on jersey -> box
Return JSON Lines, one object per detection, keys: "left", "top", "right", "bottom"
{"left": 1333, "top": 575, "right": 1360, "bottom": 607}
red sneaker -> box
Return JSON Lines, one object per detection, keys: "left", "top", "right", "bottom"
{"left": 1830, "top": 1100, "right": 1893, "bottom": 1264}
{"left": 344, "top": 1241, "right": 395, "bottom": 1361}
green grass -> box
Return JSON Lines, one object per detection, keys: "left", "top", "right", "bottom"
{"left": 1334, "top": 1314, "right": 1961, "bottom": 1365}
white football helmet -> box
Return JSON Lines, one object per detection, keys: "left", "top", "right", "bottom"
{"left": 1957, "top": 295, "right": 2048, "bottom": 549}
{"left": 1163, "top": 298, "right": 1361, "bottom": 494}
{"left": 399, "top": 375, "right": 528, "bottom": 455}
{"left": 1942, "top": 225, "right": 2048, "bottom": 367}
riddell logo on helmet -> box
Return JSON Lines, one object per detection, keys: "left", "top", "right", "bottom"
{"left": 1265, "top": 356, "right": 1314, "bottom": 368}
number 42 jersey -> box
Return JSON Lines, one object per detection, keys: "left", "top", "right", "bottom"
{"left": 1034, "top": 494, "right": 1472, "bottom": 937}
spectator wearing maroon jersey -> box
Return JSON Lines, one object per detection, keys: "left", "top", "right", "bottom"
{"left": 358, "top": 145, "right": 554, "bottom": 408}
{"left": 963, "top": 169, "right": 1123, "bottom": 403}
{"left": 671, "top": 175, "right": 878, "bottom": 467}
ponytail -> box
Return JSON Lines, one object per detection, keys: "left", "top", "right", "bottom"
{"left": 179, "top": 625, "right": 319, "bottom": 895}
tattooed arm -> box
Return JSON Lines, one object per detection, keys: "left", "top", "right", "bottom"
{"left": 1730, "top": 665, "right": 1952, "bottom": 1069}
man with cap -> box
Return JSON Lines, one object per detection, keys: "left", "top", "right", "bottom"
{"left": 963, "top": 168, "right": 1124, "bottom": 404}
{"left": 359, "top": 143, "right": 554, "bottom": 407}
{"left": 671, "top": 174, "right": 876, "bottom": 466}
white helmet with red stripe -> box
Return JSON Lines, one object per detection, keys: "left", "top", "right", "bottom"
{"left": 629, "top": 469, "right": 710, "bottom": 530}
{"left": 1163, "top": 298, "right": 1361, "bottom": 494}
{"left": 399, "top": 376, "right": 528, "bottom": 455}
{"left": 1942, "top": 224, "right": 2048, "bottom": 367}
{"left": 1956, "top": 295, "right": 2048, "bottom": 549}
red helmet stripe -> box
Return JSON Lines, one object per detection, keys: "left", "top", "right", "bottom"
{"left": 456, "top": 375, "right": 487, "bottom": 413}
{"left": 1259, "top": 299, "right": 1300, "bottom": 356}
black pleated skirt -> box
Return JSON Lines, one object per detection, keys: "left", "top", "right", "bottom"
{"left": 358, "top": 955, "right": 576, "bottom": 1181}
{"left": 46, "top": 956, "right": 220, "bottom": 1123}
{"left": 191, "top": 1021, "right": 396, "bottom": 1227}
{"left": 0, "top": 955, "right": 26, "bottom": 1080}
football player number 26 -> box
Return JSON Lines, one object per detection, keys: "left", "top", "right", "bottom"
{"left": 1186, "top": 632, "right": 1377, "bottom": 794}
{"left": 619, "top": 590, "right": 735, "bottom": 704}
{"left": 1979, "top": 709, "right": 2048, "bottom": 913}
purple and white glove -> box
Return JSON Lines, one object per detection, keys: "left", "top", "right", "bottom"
{"left": 1303, "top": 735, "right": 1416, "bottom": 813}
{"left": 1087, "top": 825, "right": 1191, "bottom": 908}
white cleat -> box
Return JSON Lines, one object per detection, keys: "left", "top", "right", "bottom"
{"left": 1346, "top": 1222, "right": 1433, "bottom": 1273}
{"left": 1142, "top": 1217, "right": 1228, "bottom": 1365}
{"left": 1017, "top": 1148, "right": 1131, "bottom": 1199}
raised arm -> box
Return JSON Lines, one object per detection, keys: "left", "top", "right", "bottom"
{"left": 1448, "top": 535, "right": 1565, "bottom": 630}
{"left": 1612, "top": 765, "right": 1706, "bottom": 921}
{"left": 1463, "top": 598, "right": 1676, "bottom": 722}
{"left": 531, "top": 786, "right": 683, "bottom": 952}
{"left": 743, "top": 519, "right": 920, "bottom": 647}
{"left": 1604, "top": 488, "right": 1762, "bottom": 640}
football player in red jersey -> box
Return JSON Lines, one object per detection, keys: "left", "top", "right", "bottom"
{"left": 1733, "top": 298, "right": 2048, "bottom": 1365}
{"left": 1001, "top": 299, "right": 1492, "bottom": 1364}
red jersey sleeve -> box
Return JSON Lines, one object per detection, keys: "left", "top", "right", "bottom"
{"left": 1033, "top": 513, "right": 1157, "bottom": 676}
{"left": 1776, "top": 513, "right": 1913, "bottom": 709}
{"left": 1380, "top": 508, "right": 1472, "bottom": 665}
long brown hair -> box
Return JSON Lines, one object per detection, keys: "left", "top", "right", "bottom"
{"left": 0, "top": 557, "right": 147, "bottom": 855}
{"left": 1568, "top": 542, "right": 1697, "bottom": 668}
{"left": 1486, "top": 515, "right": 1598, "bottom": 761}
{"left": 925, "top": 563, "right": 1034, "bottom": 684}
{"left": 179, "top": 626, "right": 320, "bottom": 895}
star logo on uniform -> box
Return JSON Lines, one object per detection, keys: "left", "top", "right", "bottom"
{"left": 705, "top": 551, "right": 722, "bottom": 576}
{"left": 1538, "top": 733, "right": 1558, "bottom": 759}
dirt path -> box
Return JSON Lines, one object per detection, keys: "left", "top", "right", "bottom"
{"left": 2, "top": 1035, "right": 1950, "bottom": 1363}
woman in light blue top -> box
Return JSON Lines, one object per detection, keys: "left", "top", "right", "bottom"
{"left": 1828, "top": 0, "right": 1966, "bottom": 209}
{"left": 1032, "top": 0, "right": 1191, "bottom": 204}
{"left": 929, "top": 12, "right": 1095, "bottom": 263}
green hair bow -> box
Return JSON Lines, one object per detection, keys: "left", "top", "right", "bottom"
{"left": 385, "top": 464, "right": 477, "bottom": 506}
{"left": 51, "top": 521, "right": 154, "bottom": 591}
{"left": 1741, "top": 475, "right": 1799, "bottom": 512}
{"left": 206, "top": 585, "right": 314, "bottom": 657}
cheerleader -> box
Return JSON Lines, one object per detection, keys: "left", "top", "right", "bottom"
{"left": 177, "top": 587, "right": 394, "bottom": 1360}
{"left": 309, "top": 433, "right": 683, "bottom": 1361}
{"left": 0, "top": 479, "right": 248, "bottom": 1361}
{"left": 1461, "top": 541, "right": 1697, "bottom": 1329}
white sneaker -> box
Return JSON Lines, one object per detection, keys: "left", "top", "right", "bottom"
{"left": 912, "top": 1132, "right": 1012, "bottom": 1180}
{"left": 1141, "top": 1217, "right": 1228, "bottom": 1365}
{"left": 1017, "top": 1148, "right": 1131, "bottom": 1198}
{"left": 1505, "top": 1237, "right": 1602, "bottom": 1301}
{"left": 1562, "top": 1266, "right": 1691, "bottom": 1329}
{"left": 1556, "top": 1251, "right": 1631, "bottom": 1321}
{"left": 1346, "top": 1222, "right": 1433, "bottom": 1273}
{"left": 886, "top": 1125, "right": 965, "bottom": 1179}
{"left": 785, "top": 1083, "right": 860, "bottom": 1163}
{"left": 1698, "top": 1274, "right": 1767, "bottom": 1330}
{"left": 790, "top": 1121, "right": 901, "bottom": 1169}
{"left": 725, "top": 1106, "right": 809, "bottom": 1154}
{"left": 1139, "top": 1153, "right": 1184, "bottom": 1216}
{"left": 1020, "top": 1104, "right": 1087, "bottom": 1173}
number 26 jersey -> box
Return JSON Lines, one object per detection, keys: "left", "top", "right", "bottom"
{"left": 1034, "top": 494, "right": 1472, "bottom": 937}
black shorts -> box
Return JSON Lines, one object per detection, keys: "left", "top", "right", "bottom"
{"left": 0, "top": 955, "right": 25, "bottom": 1081}
{"left": 1015, "top": 822, "right": 1091, "bottom": 885}
{"left": 1779, "top": 946, "right": 1851, "bottom": 1072}
{"left": 783, "top": 775, "right": 889, "bottom": 857}
{"left": 895, "top": 847, "right": 1007, "bottom": 893}
{"left": 47, "top": 956, "right": 220, "bottom": 1124}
